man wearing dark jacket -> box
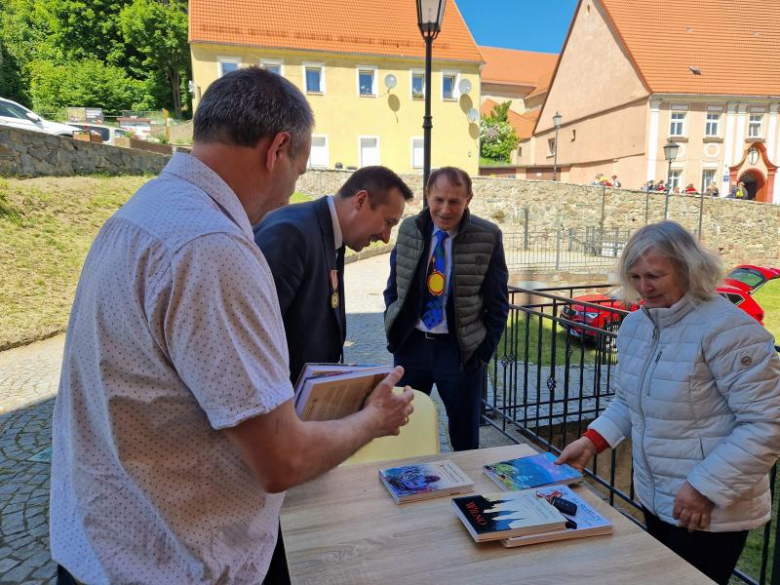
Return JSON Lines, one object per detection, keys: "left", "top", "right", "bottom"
{"left": 255, "top": 166, "right": 413, "bottom": 383}
{"left": 384, "top": 167, "right": 509, "bottom": 451}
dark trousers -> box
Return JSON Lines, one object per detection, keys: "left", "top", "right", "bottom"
{"left": 264, "top": 523, "right": 291, "bottom": 585}
{"left": 393, "top": 329, "right": 485, "bottom": 451}
{"left": 57, "top": 565, "right": 79, "bottom": 585}
{"left": 643, "top": 508, "right": 748, "bottom": 585}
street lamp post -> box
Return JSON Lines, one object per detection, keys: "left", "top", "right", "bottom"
{"left": 417, "top": 0, "right": 446, "bottom": 192}
{"left": 663, "top": 139, "right": 679, "bottom": 220}
{"left": 552, "top": 111, "right": 562, "bottom": 181}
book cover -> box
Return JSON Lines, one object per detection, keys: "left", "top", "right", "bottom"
{"left": 501, "top": 485, "right": 613, "bottom": 547}
{"left": 294, "top": 364, "right": 392, "bottom": 421}
{"left": 452, "top": 490, "right": 567, "bottom": 543}
{"left": 483, "top": 452, "right": 583, "bottom": 492}
{"left": 379, "top": 460, "right": 474, "bottom": 504}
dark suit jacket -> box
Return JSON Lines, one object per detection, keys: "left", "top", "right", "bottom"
{"left": 254, "top": 197, "right": 346, "bottom": 384}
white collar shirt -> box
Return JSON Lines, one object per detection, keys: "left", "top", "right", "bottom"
{"left": 326, "top": 195, "right": 343, "bottom": 255}
{"left": 50, "top": 153, "right": 294, "bottom": 584}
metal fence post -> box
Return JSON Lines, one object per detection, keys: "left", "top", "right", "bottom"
{"left": 523, "top": 207, "right": 529, "bottom": 251}
{"left": 697, "top": 192, "right": 705, "bottom": 241}
{"left": 645, "top": 190, "right": 650, "bottom": 224}
{"left": 555, "top": 229, "right": 562, "bottom": 270}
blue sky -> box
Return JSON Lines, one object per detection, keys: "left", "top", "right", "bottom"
{"left": 455, "top": 0, "right": 578, "bottom": 54}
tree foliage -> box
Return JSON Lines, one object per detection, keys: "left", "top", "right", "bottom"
{"left": 0, "top": 0, "right": 191, "bottom": 118}
{"left": 480, "top": 101, "right": 519, "bottom": 163}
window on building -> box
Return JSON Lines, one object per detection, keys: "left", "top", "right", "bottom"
{"left": 670, "top": 112, "right": 685, "bottom": 136}
{"left": 358, "top": 69, "right": 376, "bottom": 96}
{"left": 261, "top": 60, "right": 283, "bottom": 76}
{"left": 701, "top": 169, "right": 716, "bottom": 192}
{"left": 305, "top": 65, "right": 324, "bottom": 94}
{"left": 412, "top": 72, "right": 425, "bottom": 99}
{"left": 705, "top": 113, "right": 720, "bottom": 137}
{"left": 412, "top": 138, "right": 424, "bottom": 169}
{"left": 670, "top": 170, "right": 682, "bottom": 190}
{"left": 308, "top": 136, "right": 328, "bottom": 168}
{"left": 359, "top": 137, "right": 380, "bottom": 167}
{"left": 442, "top": 74, "right": 456, "bottom": 100}
{"left": 547, "top": 138, "right": 556, "bottom": 156}
{"left": 218, "top": 58, "right": 240, "bottom": 77}
{"left": 748, "top": 114, "right": 763, "bottom": 138}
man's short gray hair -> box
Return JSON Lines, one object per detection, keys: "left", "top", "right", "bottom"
{"left": 193, "top": 67, "right": 314, "bottom": 157}
{"left": 618, "top": 221, "right": 723, "bottom": 302}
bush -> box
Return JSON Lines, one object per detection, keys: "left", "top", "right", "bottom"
{"left": 480, "top": 101, "right": 519, "bottom": 164}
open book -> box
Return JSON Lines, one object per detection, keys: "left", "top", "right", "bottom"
{"left": 379, "top": 460, "right": 474, "bottom": 504}
{"left": 502, "top": 485, "right": 613, "bottom": 547}
{"left": 293, "top": 363, "right": 392, "bottom": 421}
{"left": 483, "top": 451, "right": 583, "bottom": 492}
{"left": 452, "top": 489, "right": 567, "bottom": 543}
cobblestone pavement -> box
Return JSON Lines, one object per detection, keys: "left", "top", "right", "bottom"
{"left": 0, "top": 252, "right": 477, "bottom": 583}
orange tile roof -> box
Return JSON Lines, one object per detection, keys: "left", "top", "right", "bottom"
{"left": 479, "top": 46, "right": 559, "bottom": 92}
{"left": 480, "top": 99, "right": 540, "bottom": 140}
{"left": 600, "top": 0, "right": 780, "bottom": 96}
{"left": 190, "top": 0, "right": 482, "bottom": 63}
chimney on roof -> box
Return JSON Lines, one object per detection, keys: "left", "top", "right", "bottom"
{"left": 689, "top": 66, "right": 702, "bottom": 76}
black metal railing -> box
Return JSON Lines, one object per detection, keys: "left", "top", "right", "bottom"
{"left": 484, "top": 285, "right": 780, "bottom": 585}
{"left": 503, "top": 228, "right": 633, "bottom": 272}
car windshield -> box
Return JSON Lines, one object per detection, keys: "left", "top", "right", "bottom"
{"left": 0, "top": 101, "right": 31, "bottom": 120}
{"left": 727, "top": 268, "right": 765, "bottom": 288}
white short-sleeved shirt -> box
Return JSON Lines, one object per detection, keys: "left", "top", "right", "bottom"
{"left": 50, "top": 153, "right": 294, "bottom": 584}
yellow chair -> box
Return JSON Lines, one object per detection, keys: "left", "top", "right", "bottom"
{"left": 343, "top": 389, "right": 439, "bottom": 466}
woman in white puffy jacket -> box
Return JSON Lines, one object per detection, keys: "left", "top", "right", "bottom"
{"left": 557, "top": 221, "right": 780, "bottom": 585}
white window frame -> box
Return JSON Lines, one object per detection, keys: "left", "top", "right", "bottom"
{"left": 260, "top": 59, "right": 284, "bottom": 77}
{"left": 356, "top": 65, "right": 378, "bottom": 97}
{"left": 410, "top": 70, "right": 425, "bottom": 100}
{"left": 748, "top": 114, "right": 763, "bottom": 138}
{"left": 701, "top": 168, "right": 717, "bottom": 192}
{"left": 303, "top": 62, "right": 326, "bottom": 94}
{"left": 217, "top": 57, "right": 241, "bottom": 77}
{"left": 547, "top": 138, "right": 556, "bottom": 157}
{"left": 670, "top": 112, "right": 686, "bottom": 137}
{"left": 308, "top": 135, "right": 329, "bottom": 169}
{"left": 705, "top": 113, "right": 720, "bottom": 137}
{"left": 669, "top": 169, "right": 683, "bottom": 190}
{"left": 358, "top": 135, "right": 381, "bottom": 167}
{"left": 441, "top": 70, "right": 460, "bottom": 101}
{"left": 411, "top": 137, "right": 424, "bottom": 169}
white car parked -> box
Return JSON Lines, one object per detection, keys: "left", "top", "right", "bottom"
{"left": 0, "top": 97, "right": 76, "bottom": 136}
{"left": 68, "top": 123, "right": 129, "bottom": 146}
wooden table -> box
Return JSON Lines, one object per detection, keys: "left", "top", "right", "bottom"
{"left": 280, "top": 444, "right": 713, "bottom": 584}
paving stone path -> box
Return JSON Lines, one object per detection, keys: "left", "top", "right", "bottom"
{"left": 0, "top": 252, "right": 464, "bottom": 583}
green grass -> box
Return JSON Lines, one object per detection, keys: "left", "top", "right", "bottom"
{"left": 753, "top": 279, "right": 780, "bottom": 342}
{"left": 479, "top": 156, "right": 509, "bottom": 167}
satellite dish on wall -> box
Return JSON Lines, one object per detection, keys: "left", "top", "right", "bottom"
{"left": 467, "top": 108, "right": 479, "bottom": 123}
{"left": 458, "top": 78, "right": 472, "bottom": 95}
{"left": 384, "top": 74, "right": 397, "bottom": 90}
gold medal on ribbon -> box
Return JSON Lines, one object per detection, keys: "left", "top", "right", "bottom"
{"left": 330, "top": 269, "right": 340, "bottom": 308}
{"left": 427, "top": 269, "right": 445, "bottom": 296}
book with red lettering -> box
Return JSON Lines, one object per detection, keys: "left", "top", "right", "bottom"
{"left": 379, "top": 460, "right": 474, "bottom": 503}
{"left": 451, "top": 489, "right": 567, "bottom": 543}
{"left": 501, "top": 485, "right": 613, "bottom": 547}
{"left": 483, "top": 451, "right": 583, "bottom": 492}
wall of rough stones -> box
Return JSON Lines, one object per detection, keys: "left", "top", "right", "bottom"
{"left": 0, "top": 126, "right": 168, "bottom": 177}
{"left": 297, "top": 169, "right": 780, "bottom": 269}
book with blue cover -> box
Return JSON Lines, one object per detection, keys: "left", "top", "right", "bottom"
{"left": 483, "top": 451, "right": 583, "bottom": 492}
{"left": 379, "top": 460, "right": 474, "bottom": 503}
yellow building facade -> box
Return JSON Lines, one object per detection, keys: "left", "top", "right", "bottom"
{"left": 191, "top": 45, "right": 481, "bottom": 175}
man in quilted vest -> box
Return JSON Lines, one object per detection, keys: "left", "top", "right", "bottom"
{"left": 383, "top": 167, "right": 509, "bottom": 451}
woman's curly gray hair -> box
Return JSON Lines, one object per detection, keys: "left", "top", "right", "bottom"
{"left": 618, "top": 221, "right": 723, "bottom": 302}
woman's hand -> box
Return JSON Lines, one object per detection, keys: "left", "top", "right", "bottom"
{"left": 673, "top": 482, "right": 714, "bottom": 532}
{"left": 555, "top": 437, "right": 597, "bottom": 472}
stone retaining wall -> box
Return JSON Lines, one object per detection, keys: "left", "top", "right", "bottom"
{"left": 0, "top": 126, "right": 169, "bottom": 177}
{"left": 297, "top": 169, "right": 780, "bottom": 268}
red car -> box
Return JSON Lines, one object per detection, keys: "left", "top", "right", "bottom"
{"left": 563, "top": 265, "right": 779, "bottom": 337}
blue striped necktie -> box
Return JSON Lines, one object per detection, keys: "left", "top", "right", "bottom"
{"left": 421, "top": 230, "right": 448, "bottom": 329}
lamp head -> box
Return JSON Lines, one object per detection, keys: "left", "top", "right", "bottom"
{"left": 417, "top": 0, "right": 447, "bottom": 36}
{"left": 552, "top": 111, "right": 562, "bottom": 129}
{"left": 663, "top": 140, "right": 680, "bottom": 162}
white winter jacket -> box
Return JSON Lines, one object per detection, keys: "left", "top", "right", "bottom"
{"left": 590, "top": 293, "right": 780, "bottom": 531}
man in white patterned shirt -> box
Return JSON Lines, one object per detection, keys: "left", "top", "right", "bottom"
{"left": 49, "top": 67, "right": 414, "bottom": 585}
